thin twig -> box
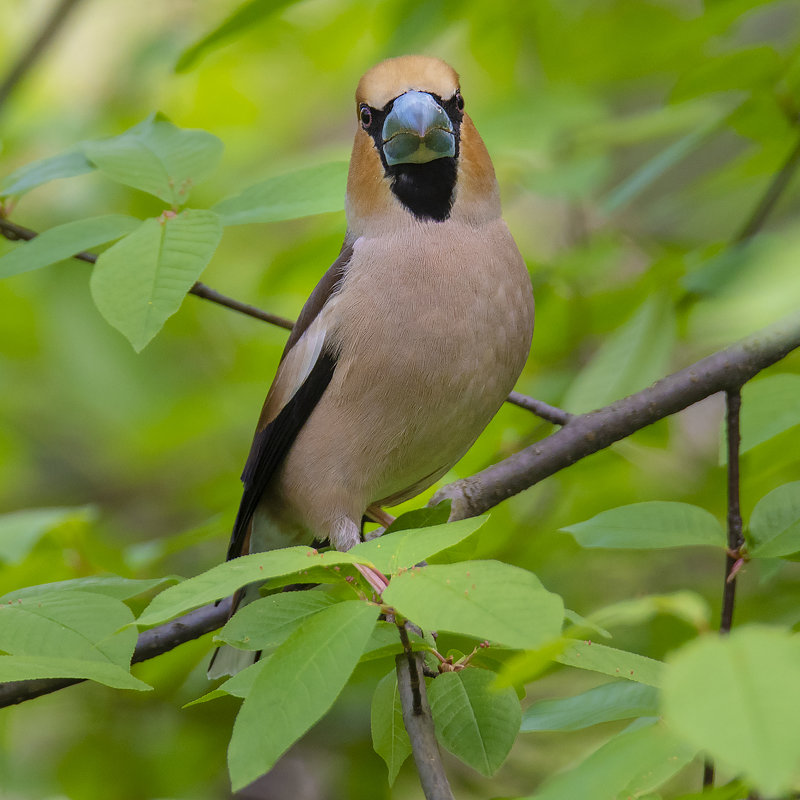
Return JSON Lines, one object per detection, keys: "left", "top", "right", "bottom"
{"left": 721, "top": 388, "right": 744, "bottom": 631}
{"left": 0, "top": 598, "right": 232, "bottom": 708}
{"left": 507, "top": 391, "right": 572, "bottom": 426}
{"left": 396, "top": 653, "right": 454, "bottom": 800}
{"left": 0, "top": 0, "right": 84, "bottom": 115}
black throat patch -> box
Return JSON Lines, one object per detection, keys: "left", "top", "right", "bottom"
{"left": 361, "top": 93, "right": 463, "bottom": 222}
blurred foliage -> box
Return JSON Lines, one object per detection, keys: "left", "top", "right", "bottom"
{"left": 1, "top": 0, "right": 800, "bottom": 798}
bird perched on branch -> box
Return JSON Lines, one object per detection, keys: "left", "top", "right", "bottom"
{"left": 210, "top": 55, "right": 534, "bottom": 676}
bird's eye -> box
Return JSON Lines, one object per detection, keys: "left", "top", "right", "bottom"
{"left": 359, "top": 105, "right": 372, "bottom": 127}
{"left": 455, "top": 90, "right": 464, "bottom": 111}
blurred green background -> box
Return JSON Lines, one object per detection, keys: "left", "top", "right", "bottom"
{"left": 1, "top": 0, "right": 800, "bottom": 798}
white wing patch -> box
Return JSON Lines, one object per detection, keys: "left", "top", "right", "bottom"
{"left": 264, "top": 296, "right": 340, "bottom": 424}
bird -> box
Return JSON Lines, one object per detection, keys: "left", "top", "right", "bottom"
{"left": 209, "top": 55, "right": 535, "bottom": 677}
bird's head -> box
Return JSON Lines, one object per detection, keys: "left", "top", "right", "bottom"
{"left": 346, "top": 55, "right": 500, "bottom": 234}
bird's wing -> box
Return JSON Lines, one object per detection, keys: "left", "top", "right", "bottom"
{"left": 226, "top": 242, "right": 353, "bottom": 560}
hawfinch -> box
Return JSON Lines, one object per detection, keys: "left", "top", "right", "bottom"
{"left": 210, "top": 55, "right": 534, "bottom": 676}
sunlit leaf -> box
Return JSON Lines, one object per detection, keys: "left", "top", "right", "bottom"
{"left": 662, "top": 626, "right": 800, "bottom": 797}
{"left": 382, "top": 561, "right": 564, "bottom": 649}
{"left": 83, "top": 114, "right": 223, "bottom": 206}
{"left": 212, "top": 162, "right": 348, "bottom": 225}
{"left": 521, "top": 681, "right": 659, "bottom": 732}
{"left": 562, "top": 502, "right": 725, "bottom": 549}
{"left": 0, "top": 216, "right": 139, "bottom": 279}
{"left": 429, "top": 668, "right": 520, "bottom": 777}
{"left": 371, "top": 669, "right": 412, "bottom": 785}
{"left": 228, "top": 600, "right": 378, "bottom": 790}
{"left": 90, "top": 210, "right": 223, "bottom": 351}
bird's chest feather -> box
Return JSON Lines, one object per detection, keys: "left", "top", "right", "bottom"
{"left": 333, "top": 221, "right": 532, "bottom": 390}
{"left": 321, "top": 221, "right": 533, "bottom": 489}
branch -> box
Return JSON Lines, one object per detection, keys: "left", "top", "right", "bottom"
{"left": 434, "top": 312, "right": 800, "bottom": 520}
{"left": 507, "top": 391, "right": 572, "bottom": 426}
{"left": 0, "top": 0, "right": 84, "bottom": 115}
{"left": 704, "top": 388, "right": 745, "bottom": 789}
{"left": 396, "top": 653, "right": 454, "bottom": 800}
{"left": 0, "top": 598, "right": 232, "bottom": 708}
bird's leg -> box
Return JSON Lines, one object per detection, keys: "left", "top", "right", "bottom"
{"left": 364, "top": 504, "right": 396, "bottom": 541}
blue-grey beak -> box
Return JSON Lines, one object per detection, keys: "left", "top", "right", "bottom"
{"left": 382, "top": 91, "right": 456, "bottom": 166}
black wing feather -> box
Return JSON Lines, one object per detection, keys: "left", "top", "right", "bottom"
{"left": 226, "top": 347, "right": 337, "bottom": 561}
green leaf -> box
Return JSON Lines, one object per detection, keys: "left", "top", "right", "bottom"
{"left": 672, "top": 781, "right": 748, "bottom": 800}
{"left": 228, "top": 600, "right": 379, "bottom": 791}
{"left": 216, "top": 591, "right": 340, "bottom": 650}
{"left": 556, "top": 641, "right": 665, "bottom": 687}
{"left": 175, "top": 0, "right": 298, "bottom": 72}
{"left": 662, "top": 626, "right": 800, "bottom": 797}
{"left": 522, "top": 721, "right": 695, "bottom": 800}
{"left": 587, "top": 591, "right": 711, "bottom": 632}
{"left": 137, "top": 547, "right": 370, "bottom": 626}
{"left": 521, "top": 681, "right": 659, "bottom": 732}
{"left": 0, "top": 506, "right": 94, "bottom": 564}
{"left": 0, "top": 148, "right": 94, "bottom": 198}
{"left": 0, "top": 215, "right": 140, "bottom": 279}
{"left": 90, "top": 210, "right": 223, "bottom": 351}
{"left": 562, "top": 295, "right": 676, "bottom": 414}
{"left": 721, "top": 374, "right": 800, "bottom": 461}
{"left": 0, "top": 590, "right": 137, "bottom": 665}
{"left": 428, "top": 668, "right": 521, "bottom": 777}
{"left": 0, "top": 655, "right": 150, "bottom": 691}
{"left": 562, "top": 502, "right": 725, "bottom": 549}
{"left": 602, "top": 120, "right": 720, "bottom": 213}
{"left": 349, "top": 517, "right": 488, "bottom": 575}
{"left": 359, "top": 621, "right": 430, "bottom": 662}
{"left": 188, "top": 659, "right": 269, "bottom": 707}
{"left": 385, "top": 500, "right": 452, "bottom": 532}
{"left": 382, "top": 561, "right": 564, "bottom": 649}
{"left": 748, "top": 481, "right": 800, "bottom": 558}
{"left": 2, "top": 575, "right": 175, "bottom": 602}
{"left": 83, "top": 114, "right": 223, "bottom": 206}
{"left": 212, "top": 162, "right": 348, "bottom": 225}
{"left": 371, "top": 670, "right": 412, "bottom": 785}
